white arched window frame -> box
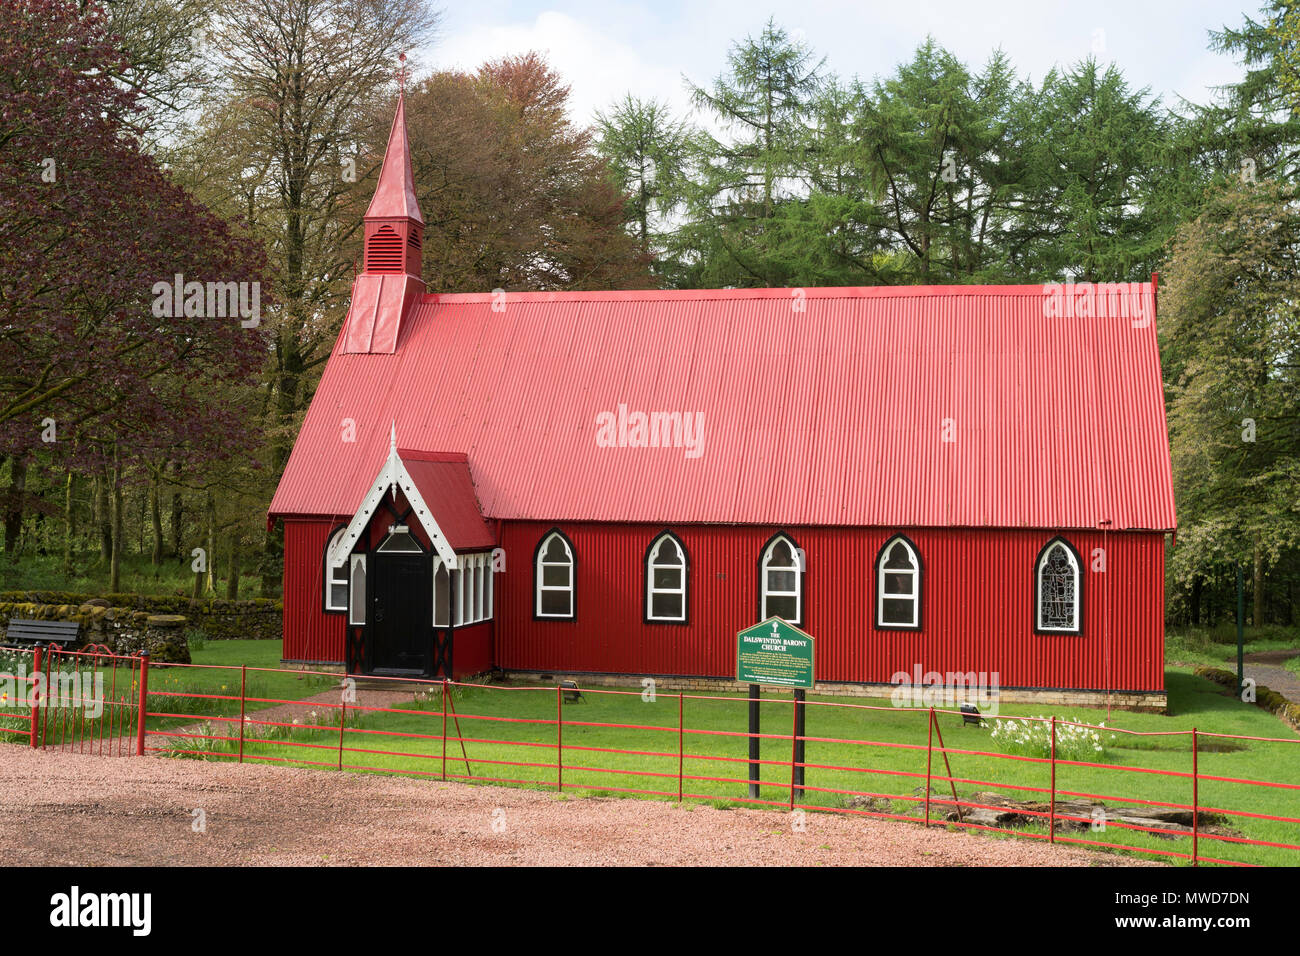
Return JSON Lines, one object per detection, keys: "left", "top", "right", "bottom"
{"left": 453, "top": 559, "right": 465, "bottom": 627}
{"left": 475, "top": 554, "right": 485, "bottom": 621}
{"left": 535, "top": 531, "right": 575, "bottom": 619}
{"left": 646, "top": 533, "right": 688, "bottom": 623}
{"left": 760, "top": 534, "right": 803, "bottom": 625}
{"left": 437, "top": 554, "right": 492, "bottom": 627}
{"left": 1035, "top": 538, "right": 1082, "bottom": 634}
{"left": 463, "top": 557, "right": 474, "bottom": 626}
{"left": 348, "top": 555, "right": 367, "bottom": 624}
{"left": 432, "top": 557, "right": 451, "bottom": 627}
{"left": 325, "top": 528, "right": 348, "bottom": 611}
{"left": 876, "top": 536, "right": 921, "bottom": 630}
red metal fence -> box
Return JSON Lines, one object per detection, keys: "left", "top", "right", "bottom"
{"left": 4, "top": 646, "right": 1298, "bottom": 867}
{"left": 0, "top": 645, "right": 141, "bottom": 756}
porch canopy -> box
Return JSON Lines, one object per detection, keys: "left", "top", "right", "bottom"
{"left": 326, "top": 426, "right": 494, "bottom": 569}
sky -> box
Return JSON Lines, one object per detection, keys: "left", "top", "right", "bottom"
{"left": 420, "top": 0, "right": 1264, "bottom": 127}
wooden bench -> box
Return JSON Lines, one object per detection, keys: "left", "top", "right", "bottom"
{"left": 3, "top": 619, "right": 80, "bottom": 648}
{"left": 560, "top": 679, "right": 586, "bottom": 703}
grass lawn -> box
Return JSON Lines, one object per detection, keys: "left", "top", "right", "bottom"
{"left": 6, "top": 637, "right": 1298, "bottom": 865}
{"left": 143, "top": 641, "right": 1300, "bottom": 867}
{"left": 148, "top": 639, "right": 337, "bottom": 717}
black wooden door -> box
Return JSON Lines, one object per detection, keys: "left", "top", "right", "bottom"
{"left": 369, "top": 552, "right": 431, "bottom": 673}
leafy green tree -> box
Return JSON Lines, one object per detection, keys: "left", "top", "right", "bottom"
{"left": 1012, "top": 60, "right": 1176, "bottom": 282}
{"left": 99, "top": 0, "right": 215, "bottom": 145}
{"left": 679, "top": 18, "right": 825, "bottom": 287}
{"left": 1201, "top": 0, "right": 1300, "bottom": 183}
{"left": 595, "top": 94, "right": 695, "bottom": 276}
{"left": 841, "top": 42, "right": 1028, "bottom": 284}
{"left": 1162, "top": 179, "right": 1300, "bottom": 625}
{"left": 180, "top": 0, "right": 439, "bottom": 594}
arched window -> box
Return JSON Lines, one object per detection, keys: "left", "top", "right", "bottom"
{"left": 876, "top": 535, "right": 921, "bottom": 630}
{"left": 348, "top": 555, "right": 366, "bottom": 625}
{"left": 462, "top": 558, "right": 474, "bottom": 625}
{"left": 1035, "top": 537, "right": 1082, "bottom": 634}
{"left": 759, "top": 533, "right": 803, "bottom": 625}
{"left": 432, "top": 557, "right": 451, "bottom": 627}
{"left": 535, "top": 530, "right": 575, "bottom": 619}
{"left": 474, "top": 554, "right": 485, "bottom": 621}
{"left": 324, "top": 527, "right": 348, "bottom": 612}
{"left": 645, "top": 532, "right": 688, "bottom": 623}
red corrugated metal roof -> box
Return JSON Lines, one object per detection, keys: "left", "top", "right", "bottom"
{"left": 399, "top": 450, "right": 495, "bottom": 551}
{"left": 268, "top": 284, "right": 1176, "bottom": 532}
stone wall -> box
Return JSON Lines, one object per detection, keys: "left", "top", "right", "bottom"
{"left": 0, "top": 601, "right": 191, "bottom": 663}
{"left": 0, "top": 591, "right": 280, "bottom": 642}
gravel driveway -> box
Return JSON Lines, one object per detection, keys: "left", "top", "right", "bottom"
{"left": 0, "top": 749, "right": 1149, "bottom": 866}
{"left": 1243, "top": 649, "right": 1300, "bottom": 704}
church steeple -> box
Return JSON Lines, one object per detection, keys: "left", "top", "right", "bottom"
{"left": 363, "top": 93, "right": 423, "bottom": 278}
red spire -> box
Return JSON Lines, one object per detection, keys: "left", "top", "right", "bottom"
{"left": 366, "top": 93, "right": 423, "bottom": 224}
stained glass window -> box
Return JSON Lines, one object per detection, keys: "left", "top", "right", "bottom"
{"left": 1036, "top": 540, "right": 1079, "bottom": 632}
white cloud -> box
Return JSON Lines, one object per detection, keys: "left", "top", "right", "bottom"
{"left": 422, "top": 1, "right": 1253, "bottom": 129}
{"left": 424, "top": 10, "right": 691, "bottom": 127}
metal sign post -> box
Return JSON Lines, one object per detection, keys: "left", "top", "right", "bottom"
{"left": 748, "top": 684, "right": 760, "bottom": 799}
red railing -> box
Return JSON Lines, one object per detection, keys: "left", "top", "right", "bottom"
{"left": 5, "top": 647, "right": 1298, "bottom": 866}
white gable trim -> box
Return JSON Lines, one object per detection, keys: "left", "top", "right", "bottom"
{"left": 326, "top": 424, "right": 458, "bottom": 569}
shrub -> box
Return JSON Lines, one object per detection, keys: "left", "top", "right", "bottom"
{"left": 989, "top": 716, "right": 1116, "bottom": 761}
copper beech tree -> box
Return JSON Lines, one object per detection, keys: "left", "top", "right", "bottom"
{"left": 0, "top": 0, "right": 266, "bottom": 575}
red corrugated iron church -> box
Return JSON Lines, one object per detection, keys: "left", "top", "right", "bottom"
{"left": 268, "top": 97, "right": 1177, "bottom": 708}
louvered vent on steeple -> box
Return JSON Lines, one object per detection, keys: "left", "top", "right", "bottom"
{"left": 366, "top": 225, "right": 403, "bottom": 274}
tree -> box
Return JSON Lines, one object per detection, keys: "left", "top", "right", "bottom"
{"left": 1162, "top": 179, "right": 1300, "bottom": 625}
{"left": 0, "top": 0, "right": 266, "bottom": 553}
{"left": 98, "top": 0, "right": 216, "bottom": 145}
{"left": 595, "top": 94, "right": 694, "bottom": 277}
{"left": 837, "top": 43, "right": 1028, "bottom": 284}
{"left": 0, "top": 0, "right": 267, "bottom": 588}
{"left": 1011, "top": 60, "right": 1176, "bottom": 282}
{"left": 398, "top": 53, "right": 652, "bottom": 292}
{"left": 1202, "top": 0, "right": 1300, "bottom": 183}
{"left": 679, "top": 18, "right": 825, "bottom": 287}
{"left": 183, "top": 0, "right": 440, "bottom": 593}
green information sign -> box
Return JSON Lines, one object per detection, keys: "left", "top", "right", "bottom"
{"left": 736, "top": 617, "right": 815, "bottom": 689}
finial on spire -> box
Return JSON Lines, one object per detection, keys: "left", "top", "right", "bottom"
{"left": 390, "top": 420, "right": 397, "bottom": 456}
{"left": 396, "top": 52, "right": 409, "bottom": 94}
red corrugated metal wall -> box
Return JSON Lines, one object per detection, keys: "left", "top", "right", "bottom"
{"left": 285, "top": 517, "right": 1165, "bottom": 690}
{"left": 494, "top": 523, "right": 1165, "bottom": 692}
{"left": 283, "top": 519, "right": 347, "bottom": 663}
{"left": 283, "top": 508, "right": 497, "bottom": 672}
{"left": 453, "top": 621, "right": 493, "bottom": 678}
